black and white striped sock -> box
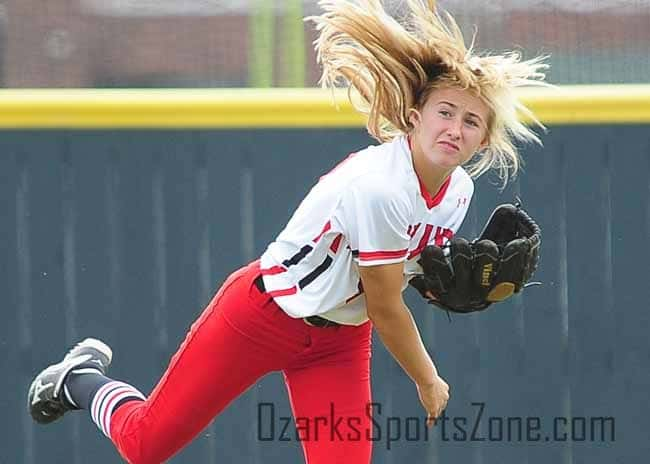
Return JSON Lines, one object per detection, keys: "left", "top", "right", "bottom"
{"left": 89, "top": 381, "right": 146, "bottom": 437}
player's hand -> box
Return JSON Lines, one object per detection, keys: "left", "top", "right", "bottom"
{"left": 416, "top": 376, "right": 450, "bottom": 427}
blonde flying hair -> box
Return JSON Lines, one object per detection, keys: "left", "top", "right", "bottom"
{"left": 308, "top": 0, "right": 549, "bottom": 183}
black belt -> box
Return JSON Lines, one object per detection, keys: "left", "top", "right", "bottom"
{"left": 254, "top": 275, "right": 341, "bottom": 328}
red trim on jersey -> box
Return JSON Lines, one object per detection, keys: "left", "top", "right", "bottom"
{"left": 418, "top": 175, "right": 451, "bottom": 209}
{"left": 358, "top": 249, "right": 408, "bottom": 261}
{"left": 260, "top": 265, "right": 286, "bottom": 276}
{"left": 313, "top": 220, "right": 332, "bottom": 243}
{"left": 406, "top": 136, "right": 452, "bottom": 209}
{"left": 268, "top": 286, "right": 298, "bottom": 297}
{"left": 329, "top": 234, "right": 343, "bottom": 253}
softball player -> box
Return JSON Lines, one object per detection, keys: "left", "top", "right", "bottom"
{"left": 27, "top": 1, "right": 548, "bottom": 463}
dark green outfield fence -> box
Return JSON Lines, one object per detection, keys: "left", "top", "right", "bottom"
{"left": 1, "top": 123, "right": 649, "bottom": 461}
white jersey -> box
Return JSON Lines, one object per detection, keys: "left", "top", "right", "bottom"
{"left": 259, "top": 135, "right": 474, "bottom": 325}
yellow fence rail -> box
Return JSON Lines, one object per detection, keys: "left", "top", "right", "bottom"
{"left": 0, "top": 85, "right": 649, "bottom": 129}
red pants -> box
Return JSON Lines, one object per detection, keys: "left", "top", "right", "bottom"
{"left": 108, "top": 261, "right": 373, "bottom": 464}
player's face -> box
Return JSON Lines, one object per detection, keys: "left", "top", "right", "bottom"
{"left": 409, "top": 86, "right": 489, "bottom": 170}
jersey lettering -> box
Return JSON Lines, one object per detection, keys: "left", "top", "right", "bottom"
{"left": 407, "top": 224, "right": 454, "bottom": 259}
{"left": 407, "top": 223, "right": 421, "bottom": 239}
{"left": 407, "top": 224, "right": 434, "bottom": 259}
{"left": 434, "top": 226, "right": 454, "bottom": 246}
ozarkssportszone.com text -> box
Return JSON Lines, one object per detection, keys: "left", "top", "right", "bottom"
{"left": 257, "top": 401, "right": 615, "bottom": 449}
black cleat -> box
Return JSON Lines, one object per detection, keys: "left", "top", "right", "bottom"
{"left": 28, "top": 338, "right": 112, "bottom": 424}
